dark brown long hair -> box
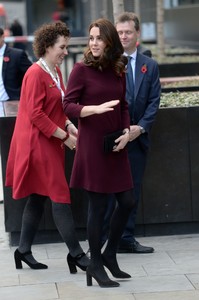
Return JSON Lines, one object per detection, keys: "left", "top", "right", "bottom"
{"left": 83, "top": 18, "right": 127, "bottom": 76}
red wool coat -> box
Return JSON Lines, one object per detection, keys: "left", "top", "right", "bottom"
{"left": 6, "top": 63, "right": 71, "bottom": 203}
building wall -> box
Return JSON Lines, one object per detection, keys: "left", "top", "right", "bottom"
{"left": 164, "top": 5, "right": 199, "bottom": 47}
{"left": 1, "top": 1, "right": 27, "bottom": 34}
{"left": 23, "top": 0, "right": 199, "bottom": 48}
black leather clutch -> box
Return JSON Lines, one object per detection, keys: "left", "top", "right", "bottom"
{"left": 104, "top": 130, "right": 123, "bottom": 153}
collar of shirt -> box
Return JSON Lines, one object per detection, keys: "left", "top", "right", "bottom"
{"left": 0, "top": 43, "right": 6, "bottom": 57}
{"left": 124, "top": 49, "right": 137, "bottom": 61}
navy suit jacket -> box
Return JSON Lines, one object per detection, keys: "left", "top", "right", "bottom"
{"left": 128, "top": 52, "right": 161, "bottom": 152}
{"left": 2, "top": 45, "right": 32, "bottom": 100}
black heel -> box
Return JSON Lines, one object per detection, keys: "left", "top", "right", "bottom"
{"left": 86, "top": 265, "right": 119, "bottom": 288}
{"left": 67, "top": 253, "right": 89, "bottom": 274}
{"left": 14, "top": 249, "right": 48, "bottom": 270}
{"left": 86, "top": 271, "right": 93, "bottom": 286}
{"left": 14, "top": 250, "right": 22, "bottom": 269}
{"left": 102, "top": 254, "right": 131, "bottom": 279}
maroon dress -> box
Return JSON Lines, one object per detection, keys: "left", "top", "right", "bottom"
{"left": 6, "top": 64, "right": 71, "bottom": 203}
{"left": 63, "top": 62, "right": 133, "bottom": 193}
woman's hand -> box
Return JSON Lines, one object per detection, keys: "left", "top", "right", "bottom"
{"left": 80, "top": 100, "right": 119, "bottom": 117}
{"left": 64, "top": 134, "right": 77, "bottom": 150}
{"left": 66, "top": 122, "right": 78, "bottom": 137}
{"left": 95, "top": 100, "right": 120, "bottom": 114}
{"left": 113, "top": 130, "right": 130, "bottom": 152}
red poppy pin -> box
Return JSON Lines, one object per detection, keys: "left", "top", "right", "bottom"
{"left": 141, "top": 64, "right": 147, "bottom": 74}
{"left": 3, "top": 56, "right": 10, "bottom": 62}
{"left": 49, "top": 81, "right": 56, "bottom": 88}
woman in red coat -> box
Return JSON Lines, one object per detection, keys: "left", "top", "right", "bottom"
{"left": 63, "top": 19, "right": 136, "bottom": 287}
{"left": 6, "top": 21, "right": 89, "bottom": 273}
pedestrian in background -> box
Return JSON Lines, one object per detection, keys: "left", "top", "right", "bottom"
{"left": 10, "top": 18, "right": 26, "bottom": 50}
{"left": 0, "top": 27, "right": 32, "bottom": 101}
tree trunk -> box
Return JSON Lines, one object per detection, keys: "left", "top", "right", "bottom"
{"left": 134, "top": 0, "right": 140, "bottom": 18}
{"left": 156, "top": 0, "right": 165, "bottom": 59}
{"left": 112, "top": 0, "right": 124, "bottom": 23}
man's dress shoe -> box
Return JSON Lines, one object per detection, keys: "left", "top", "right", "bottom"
{"left": 117, "top": 240, "right": 154, "bottom": 254}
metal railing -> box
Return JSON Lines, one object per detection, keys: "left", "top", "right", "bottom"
{"left": 5, "top": 36, "right": 88, "bottom": 82}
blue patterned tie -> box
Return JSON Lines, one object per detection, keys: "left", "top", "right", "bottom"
{"left": 126, "top": 56, "right": 135, "bottom": 122}
{"left": 126, "top": 56, "right": 134, "bottom": 104}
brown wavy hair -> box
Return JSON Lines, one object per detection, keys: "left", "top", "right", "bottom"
{"left": 83, "top": 18, "right": 127, "bottom": 76}
{"left": 115, "top": 12, "right": 140, "bottom": 31}
{"left": 33, "top": 21, "right": 70, "bottom": 58}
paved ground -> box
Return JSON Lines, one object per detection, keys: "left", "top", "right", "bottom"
{"left": 1, "top": 160, "right": 199, "bottom": 299}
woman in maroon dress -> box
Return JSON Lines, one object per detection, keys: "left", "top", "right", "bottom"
{"left": 63, "top": 19, "right": 136, "bottom": 288}
{"left": 6, "top": 21, "right": 89, "bottom": 273}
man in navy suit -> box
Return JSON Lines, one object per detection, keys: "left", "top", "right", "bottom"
{"left": 0, "top": 28, "right": 32, "bottom": 101}
{"left": 114, "top": 12, "right": 161, "bottom": 253}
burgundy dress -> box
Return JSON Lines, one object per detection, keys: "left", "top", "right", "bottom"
{"left": 63, "top": 62, "right": 133, "bottom": 193}
{"left": 6, "top": 64, "right": 71, "bottom": 203}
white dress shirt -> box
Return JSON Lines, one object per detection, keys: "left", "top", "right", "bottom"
{"left": 0, "top": 43, "right": 9, "bottom": 101}
{"left": 124, "top": 49, "right": 137, "bottom": 84}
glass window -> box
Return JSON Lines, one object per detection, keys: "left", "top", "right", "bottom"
{"left": 167, "top": 0, "right": 199, "bottom": 6}
{"left": 178, "top": 0, "right": 199, "bottom": 4}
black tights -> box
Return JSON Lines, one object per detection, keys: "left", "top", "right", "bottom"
{"left": 86, "top": 189, "right": 135, "bottom": 267}
{"left": 18, "top": 194, "right": 83, "bottom": 258}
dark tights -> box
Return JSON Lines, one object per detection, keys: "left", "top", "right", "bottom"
{"left": 18, "top": 194, "right": 86, "bottom": 264}
{"left": 86, "top": 189, "right": 135, "bottom": 276}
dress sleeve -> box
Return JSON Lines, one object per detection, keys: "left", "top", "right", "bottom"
{"left": 63, "top": 63, "right": 84, "bottom": 118}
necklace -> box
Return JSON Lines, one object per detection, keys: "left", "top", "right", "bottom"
{"left": 39, "top": 57, "right": 65, "bottom": 102}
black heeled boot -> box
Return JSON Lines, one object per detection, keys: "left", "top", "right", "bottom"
{"left": 67, "top": 252, "right": 89, "bottom": 274}
{"left": 102, "top": 253, "right": 131, "bottom": 278}
{"left": 14, "top": 249, "right": 48, "bottom": 269}
{"left": 86, "top": 265, "right": 120, "bottom": 288}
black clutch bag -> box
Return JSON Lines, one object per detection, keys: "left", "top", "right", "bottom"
{"left": 104, "top": 130, "right": 123, "bottom": 153}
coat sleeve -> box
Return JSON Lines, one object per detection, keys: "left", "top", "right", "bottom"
{"left": 63, "top": 63, "right": 85, "bottom": 118}
{"left": 21, "top": 67, "right": 58, "bottom": 138}
{"left": 120, "top": 73, "right": 130, "bottom": 129}
{"left": 137, "top": 60, "right": 161, "bottom": 133}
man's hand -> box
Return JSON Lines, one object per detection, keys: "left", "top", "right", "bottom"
{"left": 129, "top": 125, "right": 141, "bottom": 142}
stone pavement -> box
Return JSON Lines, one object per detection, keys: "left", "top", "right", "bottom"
{"left": 1, "top": 163, "right": 199, "bottom": 299}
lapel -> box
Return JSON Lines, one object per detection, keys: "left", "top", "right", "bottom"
{"left": 134, "top": 53, "right": 147, "bottom": 100}
{"left": 2, "top": 46, "right": 11, "bottom": 81}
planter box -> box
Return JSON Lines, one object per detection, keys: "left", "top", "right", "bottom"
{"left": 1, "top": 101, "right": 199, "bottom": 244}
{"left": 136, "top": 105, "right": 199, "bottom": 236}
{"left": 159, "top": 62, "right": 199, "bottom": 77}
